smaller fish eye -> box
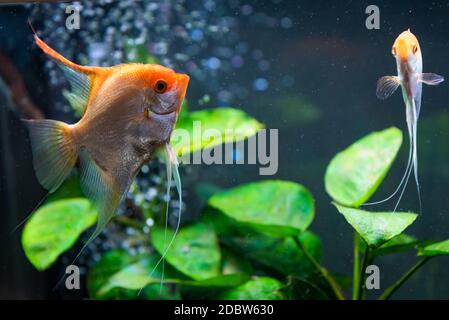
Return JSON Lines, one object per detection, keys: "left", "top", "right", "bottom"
{"left": 154, "top": 79, "right": 167, "bottom": 93}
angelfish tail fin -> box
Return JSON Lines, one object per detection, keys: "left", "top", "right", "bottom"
{"left": 393, "top": 100, "right": 419, "bottom": 213}
{"left": 23, "top": 119, "right": 77, "bottom": 193}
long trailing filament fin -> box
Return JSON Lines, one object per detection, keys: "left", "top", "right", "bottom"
{"left": 145, "top": 143, "right": 182, "bottom": 293}
{"left": 362, "top": 132, "right": 413, "bottom": 206}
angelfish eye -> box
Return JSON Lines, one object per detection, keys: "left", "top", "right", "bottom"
{"left": 412, "top": 45, "right": 418, "bottom": 54}
{"left": 154, "top": 79, "right": 167, "bottom": 93}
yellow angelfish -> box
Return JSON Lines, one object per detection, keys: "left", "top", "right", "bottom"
{"left": 24, "top": 32, "right": 189, "bottom": 262}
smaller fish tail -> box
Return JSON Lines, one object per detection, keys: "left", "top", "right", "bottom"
{"left": 411, "top": 104, "right": 422, "bottom": 214}
{"left": 393, "top": 100, "right": 418, "bottom": 212}
{"left": 23, "top": 119, "right": 77, "bottom": 193}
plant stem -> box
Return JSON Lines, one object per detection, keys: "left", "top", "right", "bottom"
{"left": 362, "top": 254, "right": 375, "bottom": 300}
{"left": 352, "top": 232, "right": 360, "bottom": 300}
{"left": 378, "top": 257, "right": 431, "bottom": 300}
{"left": 293, "top": 237, "right": 346, "bottom": 300}
{"left": 357, "top": 245, "right": 370, "bottom": 300}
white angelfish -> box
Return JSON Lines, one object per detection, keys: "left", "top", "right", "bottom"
{"left": 365, "top": 29, "right": 444, "bottom": 211}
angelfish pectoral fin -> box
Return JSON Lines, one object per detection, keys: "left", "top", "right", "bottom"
{"left": 71, "top": 149, "right": 132, "bottom": 262}
{"left": 376, "top": 76, "right": 400, "bottom": 100}
{"left": 418, "top": 73, "right": 445, "bottom": 86}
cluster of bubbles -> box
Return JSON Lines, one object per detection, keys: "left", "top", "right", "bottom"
{"left": 30, "top": 0, "right": 294, "bottom": 109}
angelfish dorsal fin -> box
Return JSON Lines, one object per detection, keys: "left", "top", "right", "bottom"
{"left": 33, "top": 34, "right": 106, "bottom": 115}
{"left": 61, "top": 66, "right": 92, "bottom": 116}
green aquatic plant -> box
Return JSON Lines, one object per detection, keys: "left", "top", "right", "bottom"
{"left": 325, "top": 127, "right": 449, "bottom": 300}
{"left": 20, "top": 124, "right": 449, "bottom": 299}
{"left": 17, "top": 40, "right": 449, "bottom": 299}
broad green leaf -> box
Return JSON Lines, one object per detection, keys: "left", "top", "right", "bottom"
{"left": 152, "top": 223, "right": 221, "bottom": 280}
{"left": 285, "top": 277, "right": 329, "bottom": 300}
{"left": 22, "top": 198, "right": 97, "bottom": 270}
{"left": 218, "top": 277, "right": 285, "bottom": 300}
{"left": 90, "top": 250, "right": 246, "bottom": 300}
{"left": 172, "top": 107, "right": 263, "bottom": 156}
{"left": 143, "top": 285, "right": 182, "bottom": 300}
{"left": 87, "top": 250, "right": 137, "bottom": 300}
{"left": 325, "top": 127, "right": 402, "bottom": 207}
{"left": 88, "top": 250, "right": 181, "bottom": 300}
{"left": 209, "top": 180, "right": 314, "bottom": 237}
{"left": 183, "top": 274, "right": 249, "bottom": 288}
{"left": 223, "top": 231, "right": 321, "bottom": 277}
{"left": 419, "top": 239, "right": 449, "bottom": 257}
{"left": 334, "top": 204, "right": 417, "bottom": 247}
{"left": 98, "top": 255, "right": 182, "bottom": 299}
{"left": 180, "top": 273, "right": 250, "bottom": 300}
{"left": 370, "top": 234, "right": 418, "bottom": 256}
{"left": 98, "top": 255, "right": 165, "bottom": 294}
{"left": 221, "top": 248, "right": 253, "bottom": 275}
{"left": 102, "top": 257, "right": 245, "bottom": 291}
{"left": 201, "top": 208, "right": 242, "bottom": 237}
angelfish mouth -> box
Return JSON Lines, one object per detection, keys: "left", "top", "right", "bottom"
{"left": 148, "top": 108, "right": 176, "bottom": 117}
{"left": 149, "top": 102, "right": 177, "bottom": 116}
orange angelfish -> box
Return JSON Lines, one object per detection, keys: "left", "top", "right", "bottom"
{"left": 24, "top": 33, "right": 189, "bottom": 259}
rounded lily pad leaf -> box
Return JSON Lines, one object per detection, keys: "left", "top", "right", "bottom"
{"left": 152, "top": 223, "right": 221, "bottom": 280}
{"left": 221, "top": 248, "right": 253, "bottom": 275}
{"left": 97, "top": 256, "right": 182, "bottom": 299}
{"left": 88, "top": 251, "right": 182, "bottom": 300}
{"left": 334, "top": 203, "right": 417, "bottom": 247}
{"left": 218, "top": 277, "right": 285, "bottom": 300}
{"left": 325, "top": 127, "right": 403, "bottom": 207}
{"left": 419, "top": 239, "right": 449, "bottom": 257}
{"left": 22, "top": 198, "right": 97, "bottom": 271}
{"left": 183, "top": 274, "right": 250, "bottom": 288}
{"left": 87, "top": 250, "right": 136, "bottom": 299}
{"left": 98, "top": 256, "right": 164, "bottom": 294}
{"left": 209, "top": 180, "right": 315, "bottom": 237}
{"left": 172, "top": 107, "right": 263, "bottom": 156}
{"left": 223, "top": 231, "right": 321, "bottom": 277}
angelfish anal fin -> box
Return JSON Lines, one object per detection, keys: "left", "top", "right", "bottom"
{"left": 376, "top": 76, "right": 400, "bottom": 100}
{"left": 76, "top": 149, "right": 132, "bottom": 255}
{"left": 418, "top": 73, "right": 445, "bottom": 86}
